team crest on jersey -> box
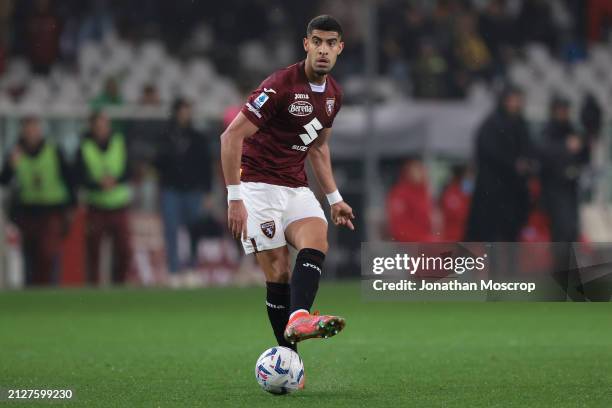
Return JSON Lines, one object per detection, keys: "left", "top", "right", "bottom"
{"left": 325, "top": 98, "right": 335, "bottom": 116}
{"left": 260, "top": 220, "right": 276, "bottom": 239}
{"left": 288, "top": 100, "right": 313, "bottom": 117}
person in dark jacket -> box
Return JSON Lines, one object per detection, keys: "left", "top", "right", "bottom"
{"left": 0, "top": 116, "right": 75, "bottom": 285}
{"left": 539, "top": 97, "right": 590, "bottom": 300}
{"left": 75, "top": 111, "right": 132, "bottom": 285}
{"left": 465, "top": 86, "right": 531, "bottom": 242}
{"left": 155, "top": 98, "right": 212, "bottom": 273}
{"left": 580, "top": 93, "right": 602, "bottom": 142}
{"left": 540, "top": 97, "right": 589, "bottom": 243}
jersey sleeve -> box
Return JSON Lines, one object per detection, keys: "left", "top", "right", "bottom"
{"left": 240, "top": 75, "right": 283, "bottom": 128}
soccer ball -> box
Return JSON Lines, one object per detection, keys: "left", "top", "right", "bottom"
{"left": 254, "top": 346, "right": 304, "bottom": 394}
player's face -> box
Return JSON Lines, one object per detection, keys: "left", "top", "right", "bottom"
{"left": 303, "top": 30, "right": 344, "bottom": 75}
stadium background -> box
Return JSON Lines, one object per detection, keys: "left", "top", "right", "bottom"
{"left": 0, "top": 1, "right": 611, "bottom": 407}
{"left": 1, "top": 0, "right": 612, "bottom": 287}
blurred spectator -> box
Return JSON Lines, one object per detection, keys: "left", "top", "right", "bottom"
{"left": 379, "top": 4, "right": 425, "bottom": 79}
{"left": 127, "top": 84, "right": 163, "bottom": 163}
{"left": 0, "top": 116, "right": 74, "bottom": 285}
{"left": 454, "top": 13, "right": 492, "bottom": 81}
{"left": 587, "top": 0, "right": 612, "bottom": 42}
{"left": 439, "top": 165, "right": 472, "bottom": 242}
{"left": 77, "top": 0, "right": 115, "bottom": 44}
{"left": 429, "top": 0, "right": 457, "bottom": 57}
{"left": 478, "top": 0, "right": 515, "bottom": 64}
{"left": 26, "top": 0, "right": 61, "bottom": 74}
{"left": 155, "top": 99, "right": 212, "bottom": 274}
{"left": 539, "top": 96, "right": 589, "bottom": 243}
{"left": 465, "top": 86, "right": 531, "bottom": 241}
{"left": 75, "top": 111, "right": 132, "bottom": 284}
{"left": 386, "top": 159, "right": 433, "bottom": 242}
{"left": 580, "top": 93, "right": 602, "bottom": 141}
{"left": 411, "top": 40, "right": 450, "bottom": 99}
{"left": 127, "top": 84, "right": 164, "bottom": 210}
{"left": 0, "top": 0, "right": 13, "bottom": 73}
{"left": 91, "top": 77, "right": 123, "bottom": 109}
{"left": 140, "top": 83, "right": 160, "bottom": 106}
{"left": 517, "top": 0, "right": 558, "bottom": 49}
{"left": 539, "top": 97, "right": 590, "bottom": 299}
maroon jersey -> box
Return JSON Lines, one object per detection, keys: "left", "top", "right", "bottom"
{"left": 240, "top": 61, "right": 343, "bottom": 187}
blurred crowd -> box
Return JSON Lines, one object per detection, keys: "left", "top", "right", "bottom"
{"left": 386, "top": 87, "right": 601, "bottom": 244}
{"left": 1, "top": 0, "right": 611, "bottom": 287}
{"left": 377, "top": 0, "right": 598, "bottom": 98}
{"left": 0, "top": 0, "right": 610, "bottom": 99}
{"left": 2, "top": 85, "right": 602, "bottom": 286}
{"left": 1, "top": 99, "right": 222, "bottom": 286}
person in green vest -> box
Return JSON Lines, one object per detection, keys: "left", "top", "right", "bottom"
{"left": 75, "top": 111, "right": 132, "bottom": 285}
{"left": 0, "top": 116, "right": 75, "bottom": 285}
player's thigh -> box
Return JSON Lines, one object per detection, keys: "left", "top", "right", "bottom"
{"left": 283, "top": 187, "right": 328, "bottom": 253}
{"left": 255, "top": 246, "right": 291, "bottom": 283}
{"left": 285, "top": 217, "right": 328, "bottom": 254}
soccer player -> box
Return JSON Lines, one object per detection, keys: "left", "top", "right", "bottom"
{"left": 220, "top": 15, "right": 354, "bottom": 352}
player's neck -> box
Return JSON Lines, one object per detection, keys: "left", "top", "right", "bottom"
{"left": 304, "top": 62, "right": 327, "bottom": 85}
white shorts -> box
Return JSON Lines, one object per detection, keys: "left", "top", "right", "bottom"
{"left": 240, "top": 182, "right": 327, "bottom": 254}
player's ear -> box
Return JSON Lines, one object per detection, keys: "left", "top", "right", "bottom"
{"left": 337, "top": 40, "right": 344, "bottom": 55}
{"left": 303, "top": 37, "right": 309, "bottom": 52}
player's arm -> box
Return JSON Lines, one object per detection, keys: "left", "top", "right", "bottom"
{"left": 308, "top": 128, "right": 354, "bottom": 230}
{"left": 220, "top": 112, "right": 258, "bottom": 240}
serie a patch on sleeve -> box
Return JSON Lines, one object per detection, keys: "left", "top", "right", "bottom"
{"left": 253, "top": 92, "right": 269, "bottom": 109}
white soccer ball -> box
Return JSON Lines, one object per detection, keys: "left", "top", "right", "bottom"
{"left": 254, "top": 346, "right": 304, "bottom": 394}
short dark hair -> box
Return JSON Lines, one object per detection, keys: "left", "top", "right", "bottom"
{"left": 306, "top": 15, "right": 343, "bottom": 38}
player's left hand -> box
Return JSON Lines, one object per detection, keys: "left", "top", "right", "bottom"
{"left": 331, "top": 201, "right": 355, "bottom": 230}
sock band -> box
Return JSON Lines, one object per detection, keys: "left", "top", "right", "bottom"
{"left": 265, "top": 281, "right": 296, "bottom": 352}
{"left": 290, "top": 248, "right": 325, "bottom": 313}
{"left": 266, "top": 281, "right": 290, "bottom": 295}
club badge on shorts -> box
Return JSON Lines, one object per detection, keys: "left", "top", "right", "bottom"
{"left": 325, "top": 97, "right": 335, "bottom": 116}
{"left": 260, "top": 221, "right": 276, "bottom": 239}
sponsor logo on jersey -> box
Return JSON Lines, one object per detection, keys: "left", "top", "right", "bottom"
{"left": 325, "top": 97, "right": 335, "bottom": 116}
{"left": 292, "top": 145, "right": 308, "bottom": 152}
{"left": 253, "top": 92, "right": 269, "bottom": 109}
{"left": 260, "top": 220, "right": 276, "bottom": 239}
{"left": 245, "top": 102, "right": 262, "bottom": 118}
{"left": 294, "top": 93, "right": 309, "bottom": 100}
{"left": 288, "top": 100, "right": 313, "bottom": 117}
{"left": 263, "top": 88, "right": 277, "bottom": 94}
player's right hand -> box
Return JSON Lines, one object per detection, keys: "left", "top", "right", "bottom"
{"left": 228, "top": 200, "right": 248, "bottom": 240}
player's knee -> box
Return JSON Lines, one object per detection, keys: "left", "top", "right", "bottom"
{"left": 302, "top": 238, "right": 328, "bottom": 254}
{"left": 315, "top": 239, "right": 329, "bottom": 254}
{"left": 268, "top": 257, "right": 291, "bottom": 283}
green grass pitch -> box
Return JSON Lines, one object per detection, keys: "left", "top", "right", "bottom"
{"left": 1, "top": 282, "right": 611, "bottom": 407}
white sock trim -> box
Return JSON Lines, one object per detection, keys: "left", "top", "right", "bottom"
{"left": 290, "top": 309, "right": 308, "bottom": 320}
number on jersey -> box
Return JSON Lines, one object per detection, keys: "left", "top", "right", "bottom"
{"left": 299, "top": 118, "right": 323, "bottom": 145}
